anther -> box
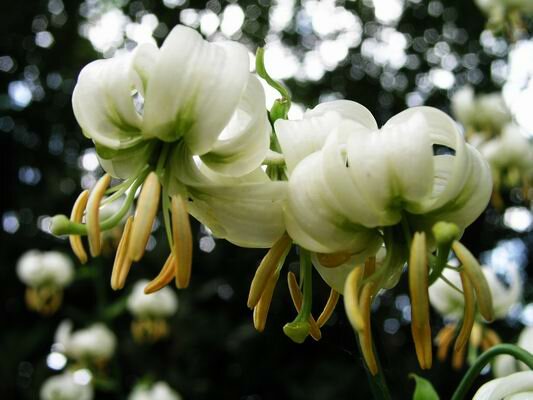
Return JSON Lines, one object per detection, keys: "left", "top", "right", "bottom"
{"left": 69, "top": 190, "right": 89, "bottom": 264}
{"left": 253, "top": 271, "right": 280, "bottom": 332}
{"left": 287, "top": 272, "right": 321, "bottom": 341}
{"left": 111, "top": 216, "right": 134, "bottom": 290}
{"left": 87, "top": 174, "right": 111, "bottom": 257}
{"left": 171, "top": 195, "right": 193, "bottom": 289}
{"left": 144, "top": 253, "right": 176, "bottom": 294}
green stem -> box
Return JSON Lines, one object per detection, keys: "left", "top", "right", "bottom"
{"left": 451, "top": 344, "right": 533, "bottom": 400}
{"left": 354, "top": 334, "right": 392, "bottom": 400}
{"left": 283, "top": 248, "right": 312, "bottom": 343}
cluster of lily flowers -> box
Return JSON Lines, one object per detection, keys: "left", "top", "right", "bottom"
{"left": 50, "top": 23, "right": 497, "bottom": 377}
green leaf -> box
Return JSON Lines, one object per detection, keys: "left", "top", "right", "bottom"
{"left": 410, "top": 374, "right": 440, "bottom": 400}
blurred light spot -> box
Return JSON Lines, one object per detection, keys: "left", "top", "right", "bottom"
{"left": 221, "top": 4, "right": 245, "bottom": 37}
{"left": 521, "top": 303, "right": 533, "bottom": 326}
{"left": 481, "top": 238, "right": 528, "bottom": 272}
{"left": 46, "top": 72, "right": 62, "bottom": 89}
{"left": 430, "top": 68, "right": 454, "bottom": 89}
{"left": 46, "top": 352, "right": 67, "bottom": 370}
{"left": 384, "top": 318, "right": 400, "bottom": 334}
{"left": 8, "top": 81, "right": 32, "bottom": 108}
{"left": 0, "top": 116, "right": 15, "bottom": 132}
{"left": 82, "top": 8, "right": 129, "bottom": 54}
{"left": 200, "top": 10, "right": 220, "bottom": 36}
{"left": 217, "top": 283, "right": 234, "bottom": 300}
{"left": 18, "top": 166, "right": 42, "bottom": 185}
{"left": 73, "top": 369, "right": 92, "bottom": 385}
{"left": 199, "top": 235, "right": 216, "bottom": 253}
{"left": 125, "top": 14, "right": 158, "bottom": 46}
{"left": 80, "top": 149, "right": 99, "bottom": 171}
{"left": 401, "top": 304, "right": 411, "bottom": 322}
{"left": 372, "top": 0, "right": 404, "bottom": 24}
{"left": 37, "top": 215, "right": 53, "bottom": 233}
{"left": 35, "top": 31, "right": 54, "bottom": 48}
{"left": 0, "top": 56, "right": 15, "bottom": 72}
{"left": 264, "top": 42, "right": 299, "bottom": 79}
{"left": 319, "top": 40, "right": 348, "bottom": 69}
{"left": 163, "top": 0, "right": 186, "bottom": 8}
{"left": 406, "top": 91, "right": 424, "bottom": 107}
{"left": 270, "top": 0, "right": 295, "bottom": 32}
{"left": 394, "top": 294, "right": 410, "bottom": 311}
{"left": 180, "top": 9, "right": 199, "bottom": 28}
{"left": 146, "top": 235, "right": 157, "bottom": 251}
{"left": 503, "top": 207, "right": 532, "bottom": 232}
{"left": 48, "top": 0, "right": 64, "bottom": 15}
{"left": 81, "top": 173, "right": 97, "bottom": 189}
{"left": 2, "top": 212, "right": 20, "bottom": 233}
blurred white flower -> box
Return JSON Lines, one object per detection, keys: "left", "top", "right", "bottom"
{"left": 473, "top": 371, "right": 533, "bottom": 400}
{"left": 451, "top": 86, "right": 511, "bottom": 136}
{"left": 129, "top": 381, "right": 182, "bottom": 400}
{"left": 127, "top": 280, "right": 178, "bottom": 318}
{"left": 55, "top": 320, "right": 116, "bottom": 362}
{"left": 479, "top": 123, "right": 533, "bottom": 183}
{"left": 429, "top": 263, "right": 522, "bottom": 320}
{"left": 493, "top": 326, "right": 533, "bottom": 377}
{"left": 17, "top": 250, "right": 74, "bottom": 288}
{"left": 40, "top": 371, "right": 94, "bottom": 400}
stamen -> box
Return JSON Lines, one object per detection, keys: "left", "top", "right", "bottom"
{"left": 317, "top": 289, "right": 340, "bottom": 328}
{"left": 110, "top": 216, "right": 134, "bottom": 290}
{"left": 344, "top": 265, "right": 365, "bottom": 331}
{"left": 86, "top": 174, "right": 111, "bottom": 257}
{"left": 484, "top": 328, "right": 501, "bottom": 347}
{"left": 408, "top": 231, "right": 432, "bottom": 370}
{"left": 287, "top": 272, "right": 321, "bottom": 341}
{"left": 454, "top": 271, "right": 475, "bottom": 353}
{"left": 69, "top": 190, "right": 89, "bottom": 264}
{"left": 128, "top": 172, "right": 161, "bottom": 262}
{"left": 452, "top": 241, "right": 494, "bottom": 322}
{"left": 253, "top": 271, "right": 280, "bottom": 332}
{"left": 451, "top": 342, "right": 466, "bottom": 370}
{"left": 171, "top": 195, "right": 193, "bottom": 289}
{"left": 247, "top": 233, "right": 292, "bottom": 309}
{"left": 316, "top": 252, "right": 351, "bottom": 268}
{"left": 436, "top": 324, "right": 456, "bottom": 362}
{"left": 144, "top": 253, "right": 176, "bottom": 294}
{"left": 359, "top": 282, "right": 378, "bottom": 375}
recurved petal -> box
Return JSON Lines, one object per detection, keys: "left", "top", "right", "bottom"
{"left": 286, "top": 150, "right": 383, "bottom": 253}
{"left": 200, "top": 74, "right": 270, "bottom": 177}
{"left": 473, "top": 371, "right": 533, "bottom": 400}
{"left": 96, "top": 141, "right": 156, "bottom": 179}
{"left": 72, "top": 45, "right": 155, "bottom": 150}
{"left": 142, "top": 25, "right": 249, "bottom": 153}
{"left": 275, "top": 100, "right": 376, "bottom": 174}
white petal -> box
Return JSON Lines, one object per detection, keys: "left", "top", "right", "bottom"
{"left": 72, "top": 45, "right": 155, "bottom": 150}
{"left": 96, "top": 141, "right": 156, "bottom": 179}
{"left": 187, "top": 181, "right": 287, "bottom": 248}
{"left": 142, "top": 25, "right": 249, "bottom": 154}
{"left": 473, "top": 371, "right": 533, "bottom": 400}
{"left": 200, "top": 75, "right": 270, "bottom": 176}
{"left": 275, "top": 100, "right": 377, "bottom": 174}
{"left": 285, "top": 152, "right": 382, "bottom": 253}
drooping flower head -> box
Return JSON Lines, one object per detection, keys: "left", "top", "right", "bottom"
{"left": 51, "top": 24, "right": 286, "bottom": 293}
{"left": 16, "top": 250, "right": 74, "bottom": 315}
{"left": 40, "top": 372, "right": 94, "bottom": 400}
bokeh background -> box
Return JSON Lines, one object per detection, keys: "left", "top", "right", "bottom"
{"left": 1, "top": 0, "right": 532, "bottom": 399}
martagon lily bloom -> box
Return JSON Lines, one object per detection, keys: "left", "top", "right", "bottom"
{"left": 51, "top": 24, "right": 286, "bottom": 293}
{"left": 245, "top": 100, "right": 494, "bottom": 374}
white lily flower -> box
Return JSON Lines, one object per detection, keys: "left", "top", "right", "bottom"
{"left": 129, "top": 381, "right": 182, "bottom": 400}
{"left": 16, "top": 250, "right": 74, "bottom": 288}
{"left": 277, "top": 101, "right": 491, "bottom": 254}
{"left": 40, "top": 372, "right": 94, "bottom": 400}
{"left": 429, "top": 263, "right": 522, "bottom": 320}
{"left": 127, "top": 280, "right": 178, "bottom": 318}
{"left": 494, "top": 326, "right": 533, "bottom": 378}
{"left": 72, "top": 24, "right": 270, "bottom": 180}
{"left": 473, "top": 371, "right": 533, "bottom": 400}
{"left": 55, "top": 320, "right": 116, "bottom": 362}
{"left": 480, "top": 123, "right": 533, "bottom": 182}
{"left": 451, "top": 86, "right": 511, "bottom": 136}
